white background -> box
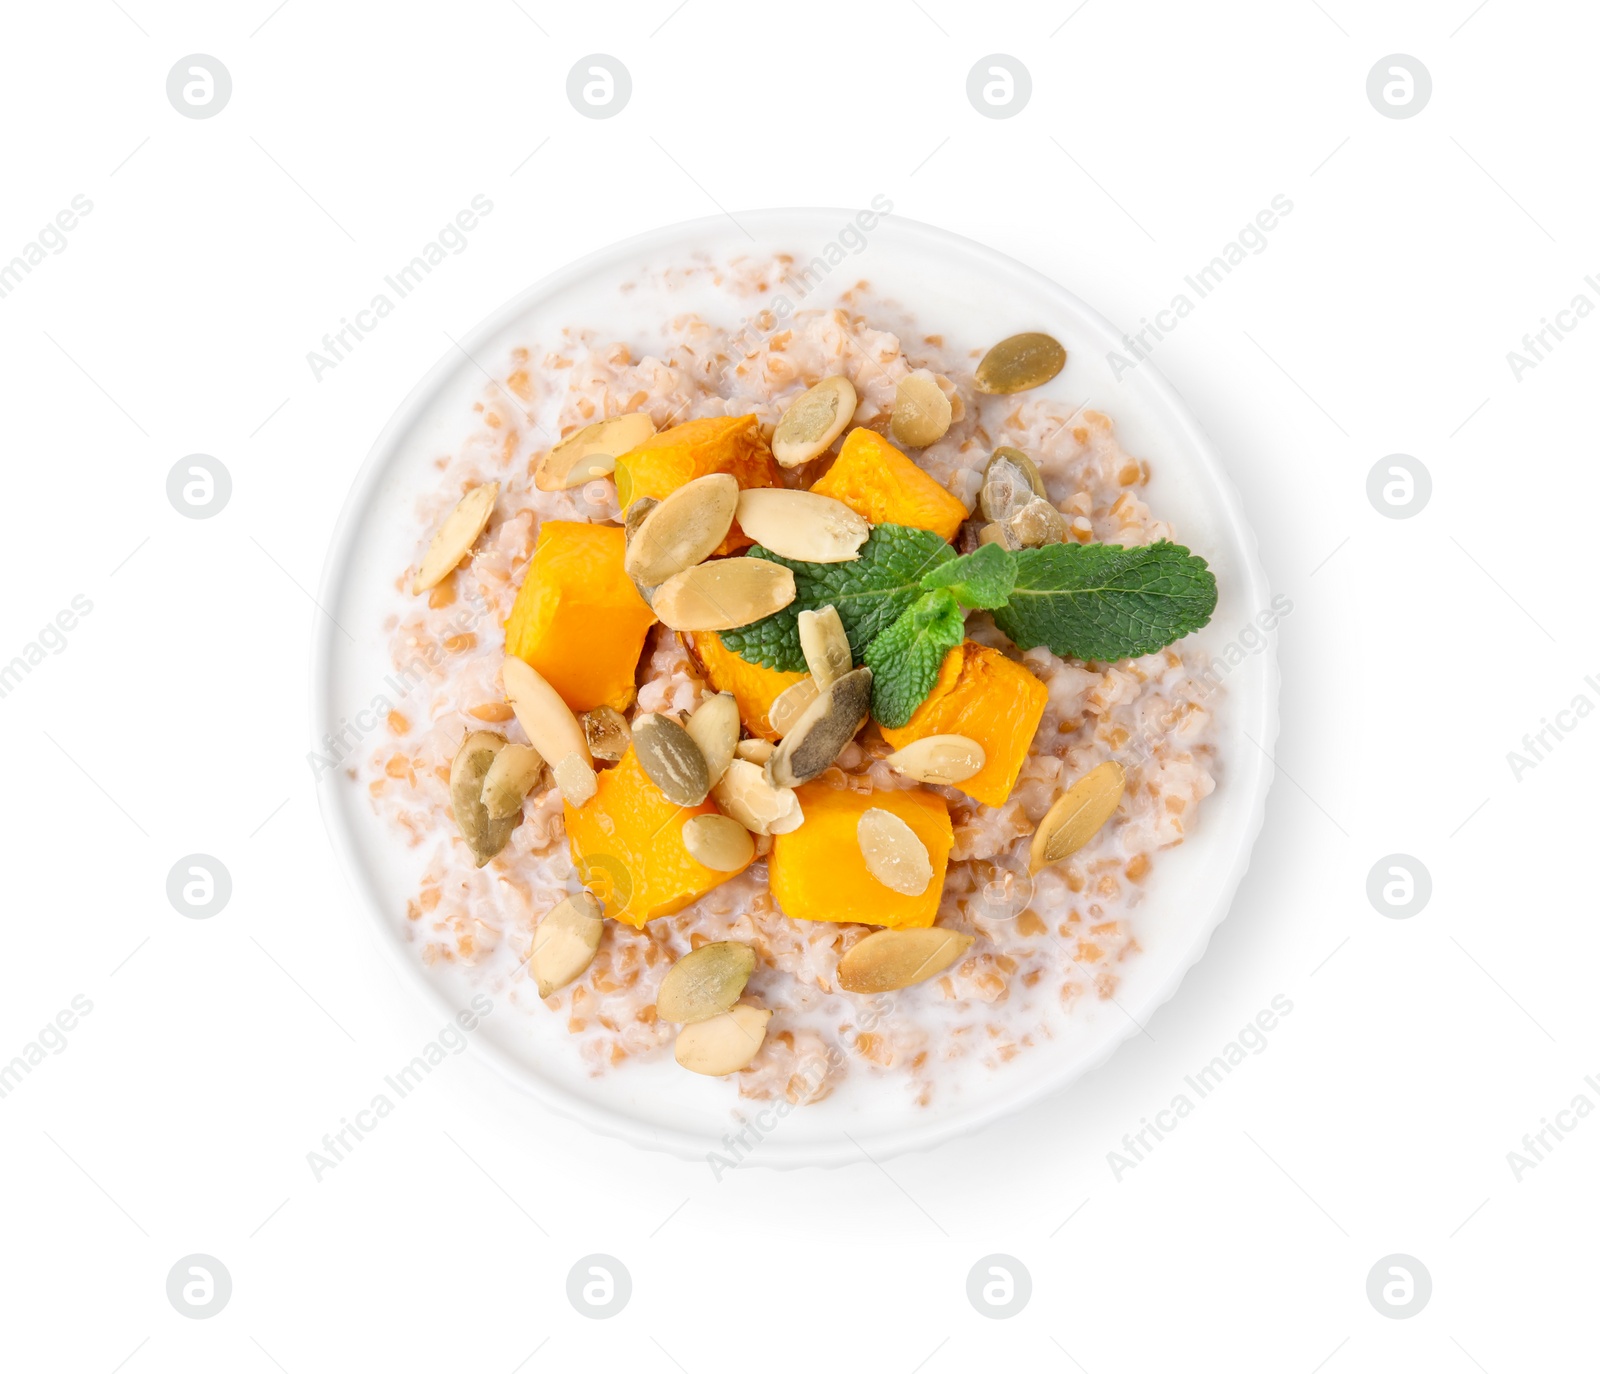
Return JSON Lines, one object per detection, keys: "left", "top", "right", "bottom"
{"left": 2, "top": 0, "right": 1594, "bottom": 1369}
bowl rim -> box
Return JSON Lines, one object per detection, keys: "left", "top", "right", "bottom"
{"left": 311, "top": 207, "right": 1281, "bottom": 1168}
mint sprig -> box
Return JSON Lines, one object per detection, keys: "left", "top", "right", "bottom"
{"left": 919, "top": 542, "right": 1015, "bottom": 610}
{"left": 990, "top": 540, "right": 1217, "bottom": 661}
{"left": 719, "top": 524, "right": 955, "bottom": 672}
{"left": 862, "top": 589, "right": 965, "bottom": 728}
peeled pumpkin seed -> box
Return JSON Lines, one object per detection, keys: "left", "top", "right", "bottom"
{"left": 977, "top": 520, "right": 1014, "bottom": 550}
{"left": 536, "top": 412, "right": 656, "bottom": 491}
{"left": 734, "top": 738, "right": 774, "bottom": 764}
{"left": 682, "top": 813, "right": 756, "bottom": 872}
{"left": 767, "top": 676, "right": 820, "bottom": 737}
{"left": 581, "top": 706, "right": 630, "bottom": 762}
{"left": 798, "top": 605, "right": 851, "bottom": 689}
{"left": 684, "top": 692, "right": 739, "bottom": 787}
{"left": 552, "top": 750, "right": 598, "bottom": 808}
{"left": 624, "top": 473, "right": 739, "bottom": 587}
{"left": 1029, "top": 760, "right": 1125, "bottom": 874}
{"left": 656, "top": 941, "right": 756, "bottom": 1023}
{"left": 772, "top": 375, "right": 856, "bottom": 468}
{"left": 502, "top": 657, "right": 591, "bottom": 768}
{"left": 713, "top": 759, "right": 804, "bottom": 835}
{"left": 1007, "top": 498, "right": 1068, "bottom": 548}
{"left": 857, "top": 807, "right": 933, "bottom": 896}
{"left": 631, "top": 712, "right": 711, "bottom": 806}
{"left": 674, "top": 1004, "right": 772, "bottom": 1076}
{"left": 735, "top": 488, "right": 869, "bottom": 564}
{"left": 890, "top": 369, "right": 953, "bottom": 448}
{"left": 837, "top": 927, "right": 974, "bottom": 994}
{"left": 884, "top": 734, "right": 986, "bottom": 785}
{"left": 765, "top": 666, "right": 872, "bottom": 789}
{"left": 480, "top": 743, "right": 544, "bottom": 819}
{"left": 979, "top": 447, "right": 1047, "bottom": 522}
{"left": 974, "top": 332, "right": 1067, "bottom": 395}
{"left": 412, "top": 482, "right": 499, "bottom": 593}
{"left": 650, "top": 558, "right": 796, "bottom": 632}
{"left": 450, "top": 732, "right": 518, "bottom": 866}
{"left": 528, "top": 891, "right": 604, "bottom": 997}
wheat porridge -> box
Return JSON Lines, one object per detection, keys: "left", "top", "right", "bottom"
{"left": 361, "top": 254, "right": 1221, "bottom": 1108}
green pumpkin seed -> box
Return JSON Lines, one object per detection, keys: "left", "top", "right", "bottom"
{"left": 581, "top": 706, "right": 631, "bottom": 762}
{"left": 450, "top": 731, "right": 518, "bottom": 865}
{"left": 632, "top": 712, "right": 711, "bottom": 806}
{"left": 979, "top": 447, "right": 1047, "bottom": 521}
{"left": 974, "top": 332, "right": 1066, "bottom": 395}
{"left": 765, "top": 667, "right": 872, "bottom": 789}
{"left": 656, "top": 941, "right": 756, "bottom": 1023}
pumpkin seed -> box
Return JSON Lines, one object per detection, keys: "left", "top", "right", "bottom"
{"left": 528, "top": 891, "right": 603, "bottom": 997}
{"left": 734, "top": 738, "right": 774, "bottom": 764}
{"left": 1029, "top": 760, "right": 1125, "bottom": 874}
{"left": 979, "top": 447, "right": 1047, "bottom": 521}
{"left": 622, "top": 496, "right": 661, "bottom": 604}
{"left": 712, "top": 759, "right": 804, "bottom": 835}
{"left": 798, "top": 605, "right": 852, "bottom": 689}
{"left": 890, "top": 370, "right": 953, "bottom": 448}
{"left": 450, "top": 732, "right": 518, "bottom": 865}
{"left": 765, "top": 666, "right": 872, "bottom": 789}
{"left": 480, "top": 742, "right": 544, "bottom": 819}
{"left": 735, "top": 488, "right": 869, "bottom": 564}
{"left": 767, "top": 676, "right": 820, "bottom": 737}
{"left": 552, "top": 750, "right": 598, "bottom": 808}
{"left": 975, "top": 332, "right": 1066, "bottom": 394}
{"left": 674, "top": 1004, "right": 772, "bottom": 1075}
{"left": 1007, "top": 497, "right": 1068, "bottom": 548}
{"left": 412, "top": 482, "right": 499, "bottom": 593}
{"left": 772, "top": 375, "right": 856, "bottom": 467}
{"left": 502, "top": 657, "right": 591, "bottom": 767}
{"left": 650, "top": 557, "right": 796, "bottom": 631}
{"left": 836, "top": 927, "right": 974, "bottom": 994}
{"left": 536, "top": 413, "right": 656, "bottom": 491}
{"left": 857, "top": 807, "right": 933, "bottom": 895}
{"left": 684, "top": 692, "right": 739, "bottom": 787}
{"left": 624, "top": 473, "right": 739, "bottom": 587}
{"left": 631, "top": 712, "right": 711, "bottom": 806}
{"left": 581, "top": 705, "right": 631, "bottom": 762}
{"left": 682, "top": 813, "right": 756, "bottom": 872}
{"left": 656, "top": 941, "right": 756, "bottom": 1022}
{"left": 884, "top": 734, "right": 986, "bottom": 785}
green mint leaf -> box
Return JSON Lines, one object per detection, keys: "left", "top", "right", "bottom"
{"left": 920, "top": 542, "right": 1015, "bottom": 610}
{"left": 862, "top": 589, "right": 966, "bottom": 728}
{"left": 990, "top": 540, "right": 1217, "bottom": 661}
{"left": 720, "top": 524, "right": 956, "bottom": 671}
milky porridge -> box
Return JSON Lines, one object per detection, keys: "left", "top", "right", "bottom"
{"left": 363, "top": 256, "right": 1220, "bottom": 1108}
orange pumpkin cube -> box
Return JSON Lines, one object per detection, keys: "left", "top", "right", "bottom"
{"left": 880, "top": 641, "right": 1047, "bottom": 808}
{"left": 504, "top": 522, "right": 656, "bottom": 713}
{"left": 614, "top": 414, "right": 782, "bottom": 553}
{"left": 810, "top": 427, "right": 968, "bottom": 540}
{"left": 770, "top": 783, "right": 953, "bottom": 929}
{"left": 563, "top": 749, "right": 749, "bottom": 928}
{"left": 684, "top": 630, "right": 809, "bottom": 741}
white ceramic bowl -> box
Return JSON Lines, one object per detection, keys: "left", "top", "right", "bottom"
{"left": 312, "top": 209, "right": 1279, "bottom": 1167}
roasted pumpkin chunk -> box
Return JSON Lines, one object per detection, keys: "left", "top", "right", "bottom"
{"left": 613, "top": 414, "right": 782, "bottom": 553}
{"left": 563, "top": 748, "right": 748, "bottom": 928}
{"left": 504, "top": 522, "right": 656, "bottom": 714}
{"left": 809, "top": 427, "right": 968, "bottom": 541}
{"left": 685, "top": 630, "right": 809, "bottom": 741}
{"left": 770, "top": 783, "right": 953, "bottom": 929}
{"left": 880, "top": 641, "right": 1048, "bottom": 809}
